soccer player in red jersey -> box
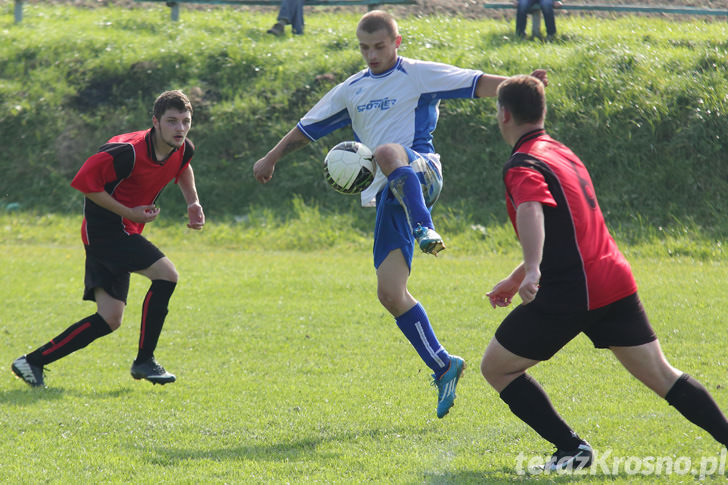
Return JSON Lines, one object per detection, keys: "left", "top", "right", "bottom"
{"left": 481, "top": 75, "right": 728, "bottom": 471}
{"left": 11, "top": 90, "right": 204, "bottom": 387}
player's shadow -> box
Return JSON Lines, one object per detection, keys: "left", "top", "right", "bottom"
{"left": 0, "top": 388, "right": 66, "bottom": 406}
{"left": 0, "top": 387, "right": 133, "bottom": 406}
{"left": 145, "top": 426, "right": 430, "bottom": 466}
{"left": 147, "top": 431, "right": 610, "bottom": 483}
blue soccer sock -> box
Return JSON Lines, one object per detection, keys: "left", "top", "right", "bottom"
{"left": 387, "top": 166, "right": 433, "bottom": 232}
{"left": 395, "top": 303, "right": 450, "bottom": 377}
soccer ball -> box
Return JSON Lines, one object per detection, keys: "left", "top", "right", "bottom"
{"left": 323, "top": 141, "right": 374, "bottom": 195}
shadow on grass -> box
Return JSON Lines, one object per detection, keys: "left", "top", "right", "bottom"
{"left": 149, "top": 437, "right": 336, "bottom": 465}
{"left": 146, "top": 432, "right": 621, "bottom": 482}
{"left": 145, "top": 426, "right": 430, "bottom": 465}
{"left": 0, "top": 386, "right": 133, "bottom": 406}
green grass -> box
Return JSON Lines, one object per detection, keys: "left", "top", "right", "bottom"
{"left": 1, "top": 5, "right": 727, "bottom": 236}
{"left": 1, "top": 214, "right": 728, "bottom": 483}
{"left": 1, "top": 5, "right": 727, "bottom": 481}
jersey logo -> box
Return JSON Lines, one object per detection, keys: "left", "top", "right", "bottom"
{"left": 566, "top": 157, "right": 597, "bottom": 209}
{"left": 357, "top": 97, "right": 397, "bottom": 112}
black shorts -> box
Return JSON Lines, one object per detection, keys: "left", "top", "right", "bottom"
{"left": 494, "top": 292, "right": 657, "bottom": 361}
{"left": 83, "top": 234, "right": 165, "bottom": 303}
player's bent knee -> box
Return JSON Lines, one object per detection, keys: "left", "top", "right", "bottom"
{"left": 378, "top": 295, "right": 413, "bottom": 318}
{"left": 480, "top": 356, "right": 497, "bottom": 385}
{"left": 480, "top": 358, "right": 489, "bottom": 380}
{"left": 376, "top": 287, "right": 390, "bottom": 304}
{"left": 480, "top": 352, "right": 512, "bottom": 390}
{"left": 377, "top": 293, "right": 399, "bottom": 315}
{"left": 142, "top": 257, "right": 179, "bottom": 282}
{"left": 100, "top": 313, "right": 123, "bottom": 331}
{"left": 157, "top": 259, "right": 179, "bottom": 282}
{"left": 164, "top": 268, "right": 179, "bottom": 283}
{"left": 373, "top": 144, "right": 407, "bottom": 174}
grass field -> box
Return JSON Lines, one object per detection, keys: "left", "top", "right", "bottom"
{"left": 2, "top": 3, "right": 728, "bottom": 482}
{"left": 1, "top": 214, "right": 727, "bottom": 483}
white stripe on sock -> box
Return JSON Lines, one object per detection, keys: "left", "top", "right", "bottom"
{"left": 415, "top": 321, "right": 446, "bottom": 369}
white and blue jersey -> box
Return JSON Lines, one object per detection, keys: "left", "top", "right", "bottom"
{"left": 297, "top": 56, "right": 483, "bottom": 207}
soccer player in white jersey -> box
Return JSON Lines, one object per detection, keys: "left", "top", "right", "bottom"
{"left": 254, "top": 10, "right": 547, "bottom": 418}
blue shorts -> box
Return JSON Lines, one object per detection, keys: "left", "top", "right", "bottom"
{"left": 372, "top": 148, "right": 443, "bottom": 270}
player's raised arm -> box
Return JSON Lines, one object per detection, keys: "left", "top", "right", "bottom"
{"left": 475, "top": 70, "right": 548, "bottom": 99}
{"left": 475, "top": 74, "right": 509, "bottom": 98}
{"left": 254, "top": 126, "right": 311, "bottom": 184}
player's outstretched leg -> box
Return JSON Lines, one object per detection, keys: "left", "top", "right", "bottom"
{"left": 611, "top": 341, "right": 728, "bottom": 446}
{"left": 11, "top": 313, "right": 112, "bottom": 388}
{"left": 664, "top": 374, "right": 728, "bottom": 445}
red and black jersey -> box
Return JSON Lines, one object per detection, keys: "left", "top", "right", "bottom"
{"left": 71, "top": 129, "right": 194, "bottom": 245}
{"left": 503, "top": 129, "right": 636, "bottom": 312}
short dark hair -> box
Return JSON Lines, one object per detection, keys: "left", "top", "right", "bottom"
{"left": 496, "top": 75, "right": 545, "bottom": 124}
{"left": 357, "top": 10, "right": 398, "bottom": 39}
{"left": 153, "top": 90, "right": 193, "bottom": 120}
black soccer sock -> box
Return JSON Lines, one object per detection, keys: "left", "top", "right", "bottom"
{"left": 500, "top": 373, "right": 584, "bottom": 450}
{"left": 665, "top": 373, "right": 728, "bottom": 446}
{"left": 135, "top": 279, "right": 176, "bottom": 363}
{"left": 26, "top": 313, "right": 112, "bottom": 366}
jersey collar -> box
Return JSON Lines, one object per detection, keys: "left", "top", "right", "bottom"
{"left": 368, "top": 56, "right": 404, "bottom": 78}
{"left": 512, "top": 128, "right": 546, "bottom": 154}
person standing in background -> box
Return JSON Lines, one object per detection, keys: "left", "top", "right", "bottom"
{"left": 267, "top": 0, "right": 304, "bottom": 35}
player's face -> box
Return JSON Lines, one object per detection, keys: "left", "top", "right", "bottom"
{"left": 153, "top": 108, "right": 192, "bottom": 150}
{"left": 357, "top": 28, "right": 401, "bottom": 74}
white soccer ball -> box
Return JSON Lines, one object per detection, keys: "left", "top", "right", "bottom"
{"left": 323, "top": 141, "right": 374, "bottom": 195}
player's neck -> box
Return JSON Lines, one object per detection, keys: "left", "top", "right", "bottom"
{"left": 508, "top": 123, "right": 544, "bottom": 147}
{"left": 151, "top": 128, "right": 175, "bottom": 162}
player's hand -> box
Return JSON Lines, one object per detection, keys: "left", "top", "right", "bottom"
{"left": 187, "top": 202, "right": 205, "bottom": 230}
{"left": 128, "top": 204, "right": 160, "bottom": 223}
{"left": 518, "top": 269, "right": 541, "bottom": 305}
{"left": 487, "top": 277, "right": 520, "bottom": 308}
{"left": 253, "top": 156, "right": 276, "bottom": 184}
{"left": 530, "top": 69, "right": 548, "bottom": 87}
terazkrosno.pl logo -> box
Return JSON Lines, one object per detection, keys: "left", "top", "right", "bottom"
{"left": 516, "top": 448, "right": 727, "bottom": 479}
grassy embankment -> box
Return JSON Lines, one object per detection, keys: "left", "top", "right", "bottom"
{"left": 1, "top": 4, "right": 726, "bottom": 253}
